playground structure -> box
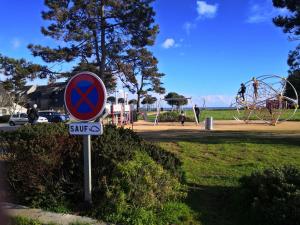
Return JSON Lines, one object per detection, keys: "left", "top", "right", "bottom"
{"left": 102, "top": 92, "right": 133, "bottom": 126}
{"left": 153, "top": 97, "right": 200, "bottom": 125}
{"left": 233, "top": 75, "right": 299, "bottom": 125}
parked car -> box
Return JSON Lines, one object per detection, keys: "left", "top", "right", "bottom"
{"left": 9, "top": 113, "right": 48, "bottom": 126}
{"left": 38, "top": 111, "right": 68, "bottom": 123}
{"left": 64, "top": 114, "right": 70, "bottom": 121}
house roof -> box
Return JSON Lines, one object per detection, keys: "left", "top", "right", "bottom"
{"left": 25, "top": 82, "right": 66, "bottom": 96}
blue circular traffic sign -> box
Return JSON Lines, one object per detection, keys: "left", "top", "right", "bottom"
{"left": 64, "top": 72, "right": 107, "bottom": 121}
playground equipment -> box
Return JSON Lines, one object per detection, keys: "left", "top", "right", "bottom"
{"left": 233, "top": 75, "right": 299, "bottom": 125}
{"left": 154, "top": 97, "right": 199, "bottom": 125}
{"left": 105, "top": 103, "right": 132, "bottom": 125}
{"left": 102, "top": 92, "right": 133, "bottom": 126}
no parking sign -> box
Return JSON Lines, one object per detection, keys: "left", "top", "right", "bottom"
{"left": 64, "top": 71, "right": 107, "bottom": 203}
{"left": 64, "top": 71, "right": 107, "bottom": 122}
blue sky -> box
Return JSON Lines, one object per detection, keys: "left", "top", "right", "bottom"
{"left": 0, "top": 0, "right": 297, "bottom": 106}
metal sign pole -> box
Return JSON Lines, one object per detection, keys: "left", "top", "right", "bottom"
{"left": 83, "top": 135, "right": 92, "bottom": 203}
{"left": 65, "top": 72, "right": 107, "bottom": 204}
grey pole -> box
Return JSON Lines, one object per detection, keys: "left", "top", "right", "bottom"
{"left": 83, "top": 135, "right": 92, "bottom": 203}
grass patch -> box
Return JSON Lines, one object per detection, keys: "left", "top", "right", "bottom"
{"left": 158, "top": 133, "right": 300, "bottom": 225}
{"left": 68, "top": 222, "right": 92, "bottom": 225}
{"left": 146, "top": 109, "right": 300, "bottom": 122}
{"left": 160, "top": 140, "right": 300, "bottom": 187}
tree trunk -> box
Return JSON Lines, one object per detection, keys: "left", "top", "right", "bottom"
{"left": 92, "top": 2, "right": 101, "bottom": 77}
{"left": 93, "top": 30, "right": 101, "bottom": 72}
{"left": 100, "top": 0, "right": 106, "bottom": 80}
{"left": 136, "top": 94, "right": 141, "bottom": 113}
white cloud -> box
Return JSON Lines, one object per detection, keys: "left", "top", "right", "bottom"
{"left": 162, "top": 38, "right": 176, "bottom": 49}
{"left": 11, "top": 38, "right": 21, "bottom": 49}
{"left": 246, "top": 0, "right": 289, "bottom": 24}
{"left": 183, "top": 1, "right": 218, "bottom": 35}
{"left": 196, "top": 1, "right": 218, "bottom": 19}
{"left": 183, "top": 22, "right": 196, "bottom": 35}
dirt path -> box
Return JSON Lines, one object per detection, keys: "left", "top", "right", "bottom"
{"left": 126, "top": 120, "right": 300, "bottom": 141}
{"left": 130, "top": 120, "right": 300, "bottom": 132}
{"left": 2, "top": 203, "right": 108, "bottom": 225}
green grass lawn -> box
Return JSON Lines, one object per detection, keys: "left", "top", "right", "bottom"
{"left": 157, "top": 133, "right": 300, "bottom": 225}
{"left": 146, "top": 109, "right": 300, "bottom": 122}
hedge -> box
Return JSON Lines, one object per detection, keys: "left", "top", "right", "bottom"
{"left": 239, "top": 166, "right": 300, "bottom": 225}
{"left": 2, "top": 123, "right": 195, "bottom": 225}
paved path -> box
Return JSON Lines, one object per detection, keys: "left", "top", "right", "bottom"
{"left": 1, "top": 203, "right": 110, "bottom": 225}
{"left": 0, "top": 124, "right": 19, "bottom": 132}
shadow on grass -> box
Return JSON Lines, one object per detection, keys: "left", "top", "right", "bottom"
{"left": 139, "top": 130, "right": 300, "bottom": 147}
{"left": 186, "top": 183, "right": 251, "bottom": 225}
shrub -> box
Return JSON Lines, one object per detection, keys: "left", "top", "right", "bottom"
{"left": 141, "top": 142, "right": 185, "bottom": 181}
{"left": 158, "top": 202, "right": 197, "bottom": 225}
{"left": 106, "top": 202, "right": 197, "bottom": 225}
{"left": 4, "top": 123, "right": 83, "bottom": 209}
{"left": 100, "top": 152, "right": 187, "bottom": 224}
{"left": 158, "top": 111, "right": 195, "bottom": 122}
{"left": 239, "top": 165, "right": 300, "bottom": 225}
{"left": 3, "top": 123, "right": 191, "bottom": 225}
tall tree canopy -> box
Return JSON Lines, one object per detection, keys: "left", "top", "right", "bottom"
{"left": 164, "top": 92, "right": 188, "bottom": 110}
{"left": 107, "top": 96, "right": 116, "bottom": 103}
{"left": 273, "top": 0, "right": 300, "bottom": 39}
{"left": 117, "top": 47, "right": 165, "bottom": 112}
{"left": 141, "top": 95, "right": 157, "bottom": 105}
{"left": 0, "top": 54, "right": 49, "bottom": 111}
{"left": 128, "top": 99, "right": 137, "bottom": 105}
{"left": 141, "top": 94, "right": 156, "bottom": 111}
{"left": 28, "top": 0, "right": 159, "bottom": 91}
{"left": 273, "top": 0, "right": 300, "bottom": 103}
{"left": 0, "top": 54, "right": 47, "bottom": 91}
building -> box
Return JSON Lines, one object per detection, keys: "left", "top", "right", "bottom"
{"left": 26, "top": 82, "right": 66, "bottom": 111}
{"left": 0, "top": 82, "right": 66, "bottom": 115}
{"left": 0, "top": 83, "right": 12, "bottom": 116}
{"left": 0, "top": 83, "right": 27, "bottom": 115}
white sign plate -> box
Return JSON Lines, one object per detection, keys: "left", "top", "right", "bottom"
{"left": 69, "top": 123, "right": 103, "bottom": 136}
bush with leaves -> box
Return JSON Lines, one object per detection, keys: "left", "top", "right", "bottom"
{"left": 4, "top": 123, "right": 83, "bottom": 209}
{"left": 158, "top": 111, "right": 195, "bottom": 123}
{"left": 100, "top": 152, "right": 189, "bottom": 224}
{"left": 3, "top": 123, "right": 193, "bottom": 225}
{"left": 239, "top": 166, "right": 300, "bottom": 225}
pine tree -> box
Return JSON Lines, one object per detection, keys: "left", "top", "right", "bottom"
{"left": 117, "top": 47, "right": 165, "bottom": 112}
{"left": 0, "top": 54, "right": 48, "bottom": 111}
{"left": 164, "top": 92, "right": 188, "bottom": 111}
{"left": 28, "top": 0, "right": 159, "bottom": 91}
{"left": 141, "top": 94, "right": 157, "bottom": 111}
{"left": 273, "top": 0, "right": 300, "bottom": 103}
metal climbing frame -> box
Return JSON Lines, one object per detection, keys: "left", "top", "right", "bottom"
{"left": 233, "top": 75, "right": 299, "bottom": 125}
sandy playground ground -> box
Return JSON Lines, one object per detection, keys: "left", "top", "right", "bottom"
{"left": 129, "top": 120, "right": 300, "bottom": 132}
{"left": 126, "top": 120, "right": 300, "bottom": 141}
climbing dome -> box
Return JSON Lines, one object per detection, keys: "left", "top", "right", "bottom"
{"left": 233, "top": 75, "right": 299, "bottom": 125}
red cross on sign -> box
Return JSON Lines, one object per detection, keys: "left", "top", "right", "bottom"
{"left": 64, "top": 72, "right": 107, "bottom": 121}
